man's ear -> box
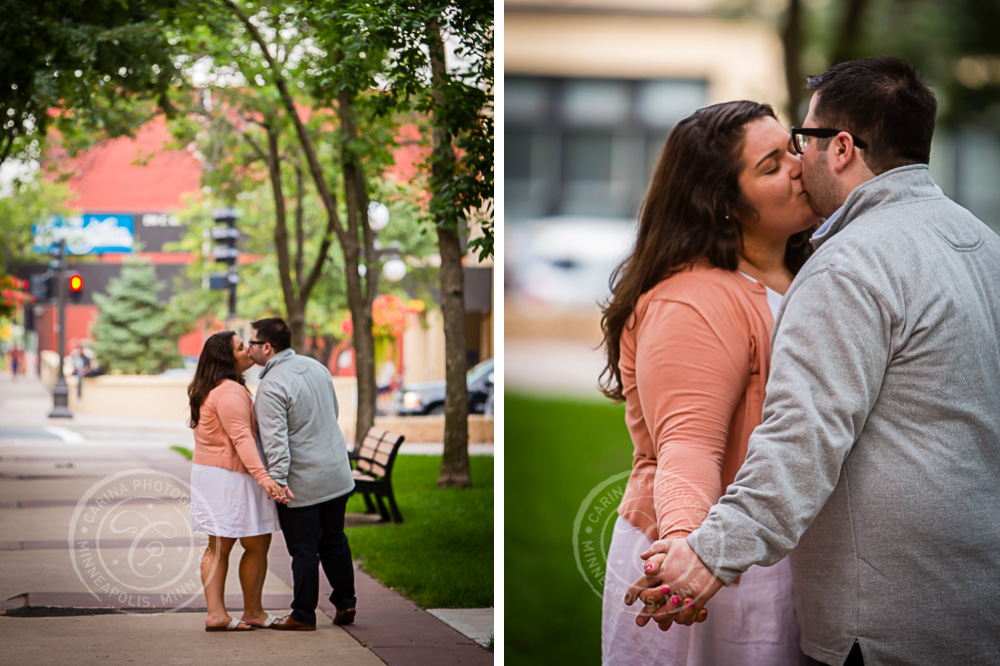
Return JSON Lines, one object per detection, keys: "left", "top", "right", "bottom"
{"left": 829, "top": 133, "right": 861, "bottom": 174}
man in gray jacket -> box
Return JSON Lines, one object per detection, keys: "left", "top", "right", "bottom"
{"left": 248, "top": 317, "right": 357, "bottom": 631}
{"left": 627, "top": 57, "right": 1000, "bottom": 664}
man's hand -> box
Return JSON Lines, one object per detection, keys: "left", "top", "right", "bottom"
{"left": 623, "top": 538, "right": 724, "bottom": 631}
{"left": 261, "top": 477, "right": 294, "bottom": 504}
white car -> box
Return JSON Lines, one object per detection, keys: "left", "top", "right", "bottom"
{"left": 507, "top": 217, "right": 637, "bottom": 307}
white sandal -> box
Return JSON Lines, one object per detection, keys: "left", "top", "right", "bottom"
{"left": 206, "top": 617, "right": 254, "bottom": 632}
{"left": 243, "top": 613, "right": 280, "bottom": 628}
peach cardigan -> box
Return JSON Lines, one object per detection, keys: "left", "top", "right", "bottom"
{"left": 191, "top": 379, "right": 270, "bottom": 485}
{"left": 617, "top": 263, "right": 773, "bottom": 541}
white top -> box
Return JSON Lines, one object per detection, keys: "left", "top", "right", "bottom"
{"left": 740, "top": 272, "right": 785, "bottom": 319}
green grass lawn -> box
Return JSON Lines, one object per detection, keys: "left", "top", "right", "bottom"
{"left": 170, "top": 445, "right": 493, "bottom": 610}
{"left": 505, "top": 391, "right": 632, "bottom": 666}
{"left": 344, "top": 455, "right": 493, "bottom": 609}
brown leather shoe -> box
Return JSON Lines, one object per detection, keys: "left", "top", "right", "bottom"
{"left": 332, "top": 608, "right": 356, "bottom": 626}
{"left": 270, "top": 615, "right": 316, "bottom": 631}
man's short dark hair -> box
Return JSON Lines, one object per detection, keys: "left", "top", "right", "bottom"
{"left": 251, "top": 317, "right": 292, "bottom": 352}
{"left": 806, "top": 55, "right": 937, "bottom": 175}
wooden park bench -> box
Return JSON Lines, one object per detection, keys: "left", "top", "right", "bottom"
{"left": 349, "top": 427, "right": 406, "bottom": 523}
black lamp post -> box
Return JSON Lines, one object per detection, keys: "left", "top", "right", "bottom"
{"left": 49, "top": 239, "right": 72, "bottom": 418}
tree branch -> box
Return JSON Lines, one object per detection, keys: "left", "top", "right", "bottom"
{"left": 223, "top": 0, "right": 346, "bottom": 253}
{"left": 336, "top": 80, "right": 376, "bottom": 305}
{"left": 264, "top": 120, "right": 298, "bottom": 310}
{"left": 294, "top": 161, "right": 305, "bottom": 287}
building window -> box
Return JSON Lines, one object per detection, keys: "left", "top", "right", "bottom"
{"left": 505, "top": 76, "right": 708, "bottom": 221}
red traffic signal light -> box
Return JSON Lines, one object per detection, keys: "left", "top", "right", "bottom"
{"left": 69, "top": 274, "right": 83, "bottom": 292}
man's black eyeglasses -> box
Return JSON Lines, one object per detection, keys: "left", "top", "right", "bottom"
{"left": 790, "top": 126, "right": 868, "bottom": 155}
{"left": 247, "top": 340, "right": 265, "bottom": 347}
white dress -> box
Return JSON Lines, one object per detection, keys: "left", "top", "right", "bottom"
{"left": 601, "top": 279, "right": 807, "bottom": 666}
{"left": 190, "top": 463, "right": 280, "bottom": 538}
{"left": 189, "top": 390, "right": 280, "bottom": 539}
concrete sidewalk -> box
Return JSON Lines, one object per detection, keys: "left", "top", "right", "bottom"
{"left": 0, "top": 375, "right": 493, "bottom": 664}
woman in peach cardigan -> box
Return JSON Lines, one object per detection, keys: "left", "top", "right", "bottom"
{"left": 599, "top": 101, "right": 820, "bottom": 664}
{"left": 187, "top": 331, "right": 291, "bottom": 631}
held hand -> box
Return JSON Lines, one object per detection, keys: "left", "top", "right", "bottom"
{"left": 261, "top": 478, "right": 293, "bottom": 504}
{"left": 624, "top": 538, "right": 723, "bottom": 631}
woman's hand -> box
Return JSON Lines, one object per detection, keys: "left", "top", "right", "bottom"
{"left": 624, "top": 538, "right": 721, "bottom": 630}
{"left": 260, "top": 477, "right": 294, "bottom": 504}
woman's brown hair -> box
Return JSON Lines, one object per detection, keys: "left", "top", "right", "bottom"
{"left": 187, "top": 331, "right": 246, "bottom": 428}
{"left": 599, "top": 100, "right": 813, "bottom": 402}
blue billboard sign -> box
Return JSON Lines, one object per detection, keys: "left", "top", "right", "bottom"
{"left": 33, "top": 214, "right": 136, "bottom": 255}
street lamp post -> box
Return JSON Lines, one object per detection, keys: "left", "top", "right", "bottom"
{"left": 364, "top": 202, "right": 408, "bottom": 400}
{"left": 365, "top": 201, "right": 407, "bottom": 284}
{"left": 49, "top": 239, "right": 72, "bottom": 418}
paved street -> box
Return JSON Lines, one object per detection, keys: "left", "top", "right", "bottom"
{"left": 0, "top": 374, "right": 492, "bottom": 664}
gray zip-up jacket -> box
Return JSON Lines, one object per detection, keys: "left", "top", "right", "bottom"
{"left": 255, "top": 349, "right": 354, "bottom": 508}
{"left": 688, "top": 165, "right": 1000, "bottom": 665}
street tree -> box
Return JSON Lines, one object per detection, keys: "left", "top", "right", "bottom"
{"left": 0, "top": 0, "right": 189, "bottom": 170}
{"left": 91, "top": 262, "right": 180, "bottom": 374}
{"left": 197, "top": 0, "right": 451, "bottom": 447}
{"left": 0, "top": 177, "right": 75, "bottom": 277}
{"left": 309, "top": 0, "right": 494, "bottom": 487}
{"left": 167, "top": 174, "right": 436, "bottom": 364}
{"left": 771, "top": 0, "right": 1000, "bottom": 124}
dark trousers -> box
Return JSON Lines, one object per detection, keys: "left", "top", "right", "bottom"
{"left": 807, "top": 642, "right": 865, "bottom": 666}
{"left": 276, "top": 493, "right": 356, "bottom": 625}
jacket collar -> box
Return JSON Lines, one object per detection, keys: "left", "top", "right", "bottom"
{"left": 259, "top": 348, "right": 296, "bottom": 379}
{"left": 810, "top": 164, "right": 943, "bottom": 250}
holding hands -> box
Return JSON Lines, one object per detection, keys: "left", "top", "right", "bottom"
{"left": 260, "top": 477, "right": 294, "bottom": 504}
{"left": 624, "top": 538, "right": 725, "bottom": 631}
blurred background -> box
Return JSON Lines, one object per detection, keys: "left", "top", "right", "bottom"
{"left": 504, "top": 0, "right": 1000, "bottom": 663}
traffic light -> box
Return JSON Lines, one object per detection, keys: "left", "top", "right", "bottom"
{"left": 69, "top": 274, "right": 83, "bottom": 303}
{"left": 210, "top": 208, "right": 240, "bottom": 266}
{"left": 29, "top": 273, "right": 52, "bottom": 301}
{"left": 209, "top": 207, "right": 240, "bottom": 318}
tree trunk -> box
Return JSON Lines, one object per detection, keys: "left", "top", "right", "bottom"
{"left": 781, "top": 0, "right": 804, "bottom": 122}
{"left": 337, "top": 81, "right": 377, "bottom": 449}
{"left": 428, "top": 17, "right": 471, "bottom": 489}
{"left": 287, "top": 300, "right": 306, "bottom": 353}
{"left": 436, "top": 224, "right": 471, "bottom": 488}
{"left": 831, "top": 0, "right": 869, "bottom": 66}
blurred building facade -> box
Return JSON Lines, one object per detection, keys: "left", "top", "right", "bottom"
{"left": 505, "top": 0, "right": 789, "bottom": 311}
{"left": 506, "top": 0, "right": 1000, "bottom": 314}
{"left": 506, "top": 0, "right": 788, "bottom": 223}
{"left": 22, "top": 117, "right": 492, "bottom": 384}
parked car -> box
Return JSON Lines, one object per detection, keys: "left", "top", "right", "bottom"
{"left": 394, "top": 358, "right": 494, "bottom": 416}
{"left": 507, "top": 217, "right": 636, "bottom": 307}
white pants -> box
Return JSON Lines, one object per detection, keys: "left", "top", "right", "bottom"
{"left": 602, "top": 515, "right": 808, "bottom": 666}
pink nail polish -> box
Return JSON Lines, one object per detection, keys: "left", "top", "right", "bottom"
{"left": 661, "top": 586, "right": 670, "bottom": 596}
{"left": 670, "top": 596, "right": 681, "bottom": 606}
{"left": 644, "top": 564, "right": 653, "bottom": 572}
{"left": 684, "top": 599, "right": 694, "bottom": 609}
